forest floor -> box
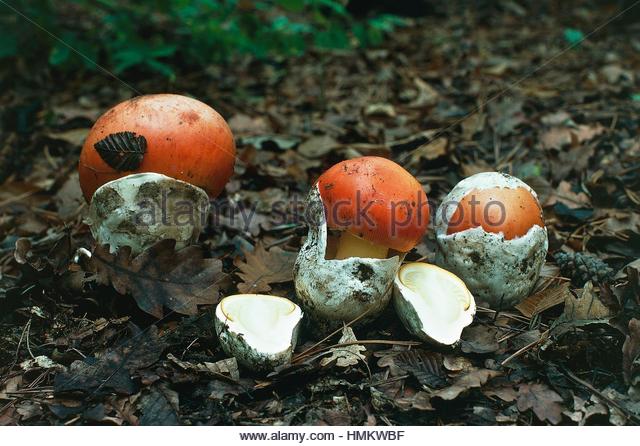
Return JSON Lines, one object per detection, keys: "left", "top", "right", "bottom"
{"left": 1, "top": 2, "right": 640, "bottom": 426}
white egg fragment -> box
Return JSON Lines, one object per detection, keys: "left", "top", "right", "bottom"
{"left": 215, "top": 294, "right": 303, "bottom": 372}
{"left": 294, "top": 186, "right": 401, "bottom": 333}
{"left": 394, "top": 263, "right": 475, "bottom": 345}
{"left": 434, "top": 172, "right": 548, "bottom": 309}
{"left": 87, "top": 172, "right": 209, "bottom": 255}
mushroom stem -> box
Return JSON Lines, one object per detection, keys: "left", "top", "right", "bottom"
{"left": 334, "top": 231, "right": 388, "bottom": 260}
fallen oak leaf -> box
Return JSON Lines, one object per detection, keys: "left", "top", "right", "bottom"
{"left": 541, "top": 124, "right": 605, "bottom": 151}
{"left": 89, "top": 240, "right": 225, "bottom": 318}
{"left": 320, "top": 327, "right": 366, "bottom": 368}
{"left": 517, "top": 383, "right": 564, "bottom": 425}
{"left": 167, "top": 353, "right": 240, "bottom": 381}
{"left": 563, "top": 281, "right": 612, "bottom": 321}
{"left": 234, "top": 241, "right": 297, "bottom": 294}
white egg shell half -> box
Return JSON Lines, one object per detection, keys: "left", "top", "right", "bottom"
{"left": 88, "top": 172, "right": 210, "bottom": 255}
{"left": 293, "top": 186, "right": 401, "bottom": 333}
{"left": 393, "top": 263, "right": 476, "bottom": 346}
{"left": 215, "top": 294, "right": 303, "bottom": 372}
{"left": 434, "top": 172, "right": 548, "bottom": 309}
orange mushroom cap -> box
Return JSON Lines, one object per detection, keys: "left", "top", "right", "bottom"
{"left": 446, "top": 187, "right": 544, "bottom": 240}
{"left": 78, "top": 94, "right": 236, "bottom": 202}
{"left": 316, "top": 156, "right": 429, "bottom": 253}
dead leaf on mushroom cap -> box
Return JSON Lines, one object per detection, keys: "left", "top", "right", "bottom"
{"left": 88, "top": 240, "right": 225, "bottom": 318}
{"left": 234, "top": 241, "right": 297, "bottom": 294}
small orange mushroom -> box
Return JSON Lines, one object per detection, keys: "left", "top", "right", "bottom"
{"left": 316, "top": 156, "right": 429, "bottom": 259}
{"left": 446, "top": 187, "right": 544, "bottom": 239}
{"left": 78, "top": 94, "right": 235, "bottom": 202}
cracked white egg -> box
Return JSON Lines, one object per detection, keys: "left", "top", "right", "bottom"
{"left": 215, "top": 294, "right": 303, "bottom": 372}
{"left": 393, "top": 262, "right": 475, "bottom": 345}
{"left": 87, "top": 172, "right": 210, "bottom": 255}
{"left": 434, "top": 172, "right": 548, "bottom": 309}
{"left": 294, "top": 157, "right": 430, "bottom": 333}
{"left": 294, "top": 186, "right": 401, "bottom": 332}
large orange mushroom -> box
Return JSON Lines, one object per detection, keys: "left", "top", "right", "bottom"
{"left": 293, "top": 157, "right": 430, "bottom": 332}
{"left": 446, "top": 186, "right": 544, "bottom": 239}
{"left": 316, "top": 156, "right": 430, "bottom": 260}
{"left": 79, "top": 94, "right": 235, "bottom": 202}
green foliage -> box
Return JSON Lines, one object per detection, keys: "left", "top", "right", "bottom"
{"left": 1, "top": 0, "right": 407, "bottom": 79}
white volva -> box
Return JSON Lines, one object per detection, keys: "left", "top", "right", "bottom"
{"left": 87, "top": 172, "right": 210, "bottom": 255}
{"left": 394, "top": 263, "right": 475, "bottom": 345}
{"left": 294, "top": 186, "right": 401, "bottom": 333}
{"left": 434, "top": 172, "right": 548, "bottom": 309}
{"left": 215, "top": 294, "right": 303, "bottom": 372}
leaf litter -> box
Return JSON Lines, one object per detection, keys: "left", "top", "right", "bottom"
{"left": 2, "top": 2, "right": 640, "bottom": 426}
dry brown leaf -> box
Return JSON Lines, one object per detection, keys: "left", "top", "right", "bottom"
{"left": 516, "top": 282, "right": 571, "bottom": 318}
{"left": 298, "top": 135, "right": 339, "bottom": 158}
{"left": 46, "top": 128, "right": 89, "bottom": 146}
{"left": 460, "top": 325, "right": 500, "bottom": 354}
{"left": 432, "top": 369, "right": 501, "bottom": 401}
{"left": 228, "top": 113, "right": 271, "bottom": 135}
{"left": 89, "top": 240, "right": 224, "bottom": 318}
{"left": 167, "top": 353, "right": 240, "bottom": 381}
{"left": 540, "top": 111, "right": 572, "bottom": 126}
{"left": 365, "top": 103, "right": 396, "bottom": 117}
{"left": 320, "top": 327, "right": 366, "bottom": 368}
{"left": 563, "top": 281, "right": 612, "bottom": 321}
{"left": 517, "top": 383, "right": 564, "bottom": 424}
{"left": 541, "top": 124, "right": 605, "bottom": 151}
{"left": 483, "top": 386, "right": 518, "bottom": 402}
{"left": 386, "top": 350, "right": 447, "bottom": 389}
{"left": 544, "top": 180, "right": 591, "bottom": 209}
{"left": 235, "top": 242, "right": 297, "bottom": 293}
{"left": 409, "top": 137, "right": 448, "bottom": 165}
{"left": 622, "top": 319, "right": 640, "bottom": 387}
{"left": 53, "top": 172, "right": 86, "bottom": 220}
{"left": 461, "top": 112, "right": 486, "bottom": 140}
{"left": 488, "top": 97, "right": 525, "bottom": 136}
{"left": 409, "top": 77, "right": 439, "bottom": 107}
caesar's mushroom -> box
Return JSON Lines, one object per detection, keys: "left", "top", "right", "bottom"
{"left": 393, "top": 262, "right": 475, "bottom": 346}
{"left": 294, "top": 156, "right": 429, "bottom": 332}
{"left": 79, "top": 94, "right": 236, "bottom": 253}
{"left": 215, "top": 294, "right": 303, "bottom": 372}
{"left": 434, "top": 172, "right": 548, "bottom": 309}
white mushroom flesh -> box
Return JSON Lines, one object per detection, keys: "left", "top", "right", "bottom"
{"left": 394, "top": 263, "right": 475, "bottom": 345}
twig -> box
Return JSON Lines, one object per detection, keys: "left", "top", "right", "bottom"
{"left": 291, "top": 309, "right": 374, "bottom": 362}
{"left": 501, "top": 329, "right": 549, "bottom": 366}
{"left": 561, "top": 367, "right": 640, "bottom": 425}
{"left": 293, "top": 339, "right": 420, "bottom": 364}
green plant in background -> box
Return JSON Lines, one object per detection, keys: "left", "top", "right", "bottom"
{"left": 0, "top": 0, "right": 408, "bottom": 80}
